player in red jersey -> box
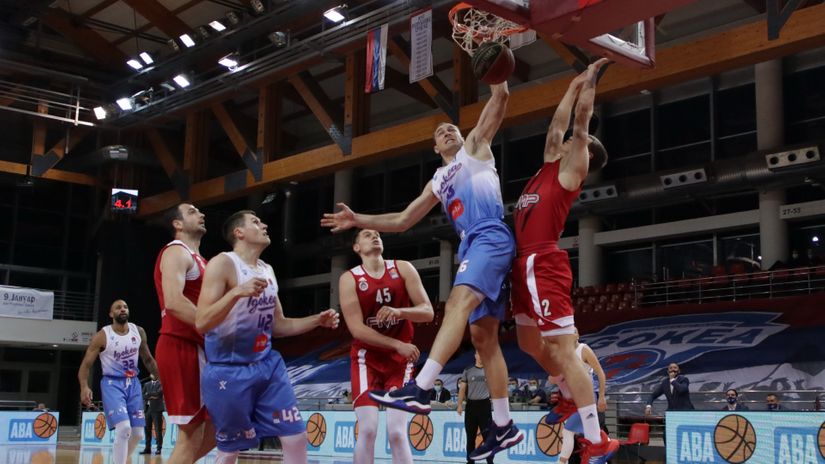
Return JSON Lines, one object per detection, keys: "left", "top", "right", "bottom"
{"left": 510, "top": 59, "right": 618, "bottom": 464}
{"left": 153, "top": 203, "right": 215, "bottom": 464}
{"left": 339, "top": 229, "right": 434, "bottom": 464}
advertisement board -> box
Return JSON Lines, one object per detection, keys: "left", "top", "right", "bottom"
{"left": 0, "top": 411, "right": 60, "bottom": 445}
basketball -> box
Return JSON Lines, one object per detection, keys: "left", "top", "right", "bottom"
{"left": 408, "top": 414, "right": 433, "bottom": 451}
{"left": 94, "top": 413, "right": 106, "bottom": 440}
{"left": 818, "top": 421, "right": 825, "bottom": 459}
{"left": 714, "top": 414, "right": 756, "bottom": 463}
{"left": 33, "top": 413, "right": 57, "bottom": 439}
{"left": 472, "top": 41, "right": 515, "bottom": 85}
{"left": 536, "top": 417, "right": 564, "bottom": 456}
{"left": 306, "top": 413, "right": 327, "bottom": 447}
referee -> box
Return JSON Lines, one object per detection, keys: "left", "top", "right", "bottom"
{"left": 457, "top": 351, "right": 495, "bottom": 464}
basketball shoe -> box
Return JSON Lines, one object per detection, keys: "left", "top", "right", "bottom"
{"left": 369, "top": 381, "right": 431, "bottom": 414}
{"left": 578, "top": 430, "right": 620, "bottom": 464}
{"left": 543, "top": 395, "right": 578, "bottom": 424}
{"left": 469, "top": 420, "right": 525, "bottom": 461}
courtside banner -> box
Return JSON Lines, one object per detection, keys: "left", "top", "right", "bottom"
{"left": 304, "top": 409, "right": 570, "bottom": 462}
{"left": 666, "top": 411, "right": 825, "bottom": 464}
{"left": 80, "top": 411, "right": 176, "bottom": 448}
{"left": 0, "top": 285, "right": 54, "bottom": 320}
{"left": 0, "top": 411, "right": 59, "bottom": 445}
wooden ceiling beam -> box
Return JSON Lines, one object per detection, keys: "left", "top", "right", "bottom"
{"left": 137, "top": 3, "right": 825, "bottom": 216}
{"left": 388, "top": 37, "right": 455, "bottom": 120}
{"left": 540, "top": 33, "right": 589, "bottom": 72}
{"left": 112, "top": 0, "right": 206, "bottom": 45}
{"left": 0, "top": 160, "right": 97, "bottom": 186}
{"left": 120, "top": 0, "right": 193, "bottom": 39}
{"left": 146, "top": 128, "right": 189, "bottom": 200}
{"left": 211, "top": 102, "right": 262, "bottom": 181}
{"left": 288, "top": 71, "right": 349, "bottom": 153}
{"left": 40, "top": 13, "right": 127, "bottom": 69}
{"left": 31, "top": 126, "right": 92, "bottom": 177}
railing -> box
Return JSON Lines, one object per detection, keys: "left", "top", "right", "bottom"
{"left": 636, "top": 265, "right": 825, "bottom": 307}
{"left": 52, "top": 290, "right": 96, "bottom": 321}
{"left": 0, "top": 400, "right": 37, "bottom": 411}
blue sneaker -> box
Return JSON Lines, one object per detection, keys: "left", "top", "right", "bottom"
{"left": 544, "top": 396, "right": 578, "bottom": 424}
{"left": 368, "top": 381, "right": 431, "bottom": 414}
{"left": 468, "top": 420, "right": 524, "bottom": 461}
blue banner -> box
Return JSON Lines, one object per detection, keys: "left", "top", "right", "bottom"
{"left": 0, "top": 411, "right": 59, "bottom": 445}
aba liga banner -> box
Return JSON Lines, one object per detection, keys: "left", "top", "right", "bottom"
{"left": 0, "top": 411, "right": 59, "bottom": 445}
{"left": 80, "top": 411, "right": 177, "bottom": 448}
{"left": 0, "top": 285, "right": 54, "bottom": 320}
{"left": 304, "top": 409, "right": 572, "bottom": 462}
{"left": 667, "top": 411, "right": 825, "bottom": 464}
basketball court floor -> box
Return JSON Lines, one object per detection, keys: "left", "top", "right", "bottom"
{"left": 0, "top": 444, "right": 379, "bottom": 463}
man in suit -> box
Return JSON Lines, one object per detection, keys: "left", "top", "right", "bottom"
{"left": 766, "top": 393, "right": 793, "bottom": 411}
{"left": 644, "top": 363, "right": 694, "bottom": 415}
{"left": 430, "top": 378, "right": 452, "bottom": 403}
{"left": 722, "top": 389, "right": 749, "bottom": 411}
{"left": 141, "top": 374, "right": 165, "bottom": 455}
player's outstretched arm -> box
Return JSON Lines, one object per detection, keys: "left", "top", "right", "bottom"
{"left": 195, "top": 254, "right": 265, "bottom": 333}
{"left": 559, "top": 58, "right": 609, "bottom": 191}
{"left": 376, "top": 260, "right": 434, "bottom": 324}
{"left": 465, "top": 82, "right": 509, "bottom": 160}
{"left": 158, "top": 245, "right": 199, "bottom": 326}
{"left": 583, "top": 344, "right": 608, "bottom": 412}
{"left": 77, "top": 330, "right": 105, "bottom": 407}
{"left": 270, "top": 295, "right": 340, "bottom": 338}
{"left": 137, "top": 326, "right": 160, "bottom": 379}
{"left": 544, "top": 71, "right": 587, "bottom": 162}
{"left": 321, "top": 182, "right": 439, "bottom": 234}
{"left": 339, "top": 272, "right": 420, "bottom": 362}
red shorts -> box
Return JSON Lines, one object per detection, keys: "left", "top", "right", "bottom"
{"left": 350, "top": 346, "right": 413, "bottom": 408}
{"left": 155, "top": 334, "right": 208, "bottom": 425}
{"left": 511, "top": 250, "right": 576, "bottom": 336}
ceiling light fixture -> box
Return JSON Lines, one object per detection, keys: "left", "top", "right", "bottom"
{"left": 93, "top": 106, "right": 107, "bottom": 120}
{"left": 173, "top": 74, "right": 191, "bottom": 88}
{"left": 209, "top": 20, "right": 226, "bottom": 32}
{"left": 323, "top": 5, "right": 347, "bottom": 23}
{"left": 179, "top": 33, "right": 196, "bottom": 48}
{"left": 116, "top": 98, "right": 133, "bottom": 110}
{"left": 218, "top": 53, "right": 240, "bottom": 71}
{"left": 126, "top": 58, "right": 143, "bottom": 70}
{"left": 139, "top": 52, "right": 153, "bottom": 65}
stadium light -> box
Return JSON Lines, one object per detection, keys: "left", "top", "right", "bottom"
{"left": 323, "top": 5, "right": 347, "bottom": 23}
{"left": 209, "top": 20, "right": 226, "bottom": 32}
{"left": 126, "top": 58, "right": 143, "bottom": 70}
{"left": 116, "top": 98, "right": 133, "bottom": 111}
{"left": 93, "top": 106, "right": 107, "bottom": 120}
{"left": 139, "top": 52, "right": 154, "bottom": 65}
{"left": 173, "top": 74, "right": 191, "bottom": 88}
{"left": 179, "top": 34, "right": 196, "bottom": 48}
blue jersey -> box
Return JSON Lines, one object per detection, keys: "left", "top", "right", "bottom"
{"left": 99, "top": 323, "right": 141, "bottom": 378}
{"left": 204, "top": 252, "right": 278, "bottom": 364}
{"left": 431, "top": 146, "right": 505, "bottom": 240}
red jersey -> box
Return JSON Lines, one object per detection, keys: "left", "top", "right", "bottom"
{"left": 513, "top": 161, "right": 580, "bottom": 255}
{"left": 154, "top": 240, "right": 206, "bottom": 345}
{"left": 350, "top": 260, "right": 414, "bottom": 353}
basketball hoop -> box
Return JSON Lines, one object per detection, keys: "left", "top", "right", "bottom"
{"left": 449, "top": 2, "right": 527, "bottom": 55}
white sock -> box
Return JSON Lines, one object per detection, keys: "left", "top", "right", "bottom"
{"left": 353, "top": 407, "right": 378, "bottom": 464}
{"left": 578, "top": 404, "right": 602, "bottom": 444}
{"left": 491, "top": 397, "right": 511, "bottom": 427}
{"left": 559, "top": 427, "right": 576, "bottom": 461}
{"left": 280, "top": 432, "right": 308, "bottom": 463}
{"left": 214, "top": 449, "right": 239, "bottom": 464}
{"left": 112, "top": 421, "right": 131, "bottom": 464}
{"left": 386, "top": 408, "right": 413, "bottom": 464}
{"left": 550, "top": 375, "right": 572, "bottom": 398}
{"left": 127, "top": 427, "right": 144, "bottom": 456}
{"left": 415, "top": 359, "right": 443, "bottom": 390}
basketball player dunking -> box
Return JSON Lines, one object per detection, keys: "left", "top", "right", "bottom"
{"left": 78, "top": 299, "right": 159, "bottom": 464}
{"left": 510, "top": 58, "right": 619, "bottom": 463}
{"left": 322, "top": 81, "right": 524, "bottom": 461}
{"left": 339, "top": 229, "right": 434, "bottom": 464}
{"left": 153, "top": 203, "right": 215, "bottom": 463}
{"left": 196, "top": 210, "right": 339, "bottom": 464}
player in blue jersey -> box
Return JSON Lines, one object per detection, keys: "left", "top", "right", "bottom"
{"left": 79, "top": 299, "right": 159, "bottom": 464}
{"left": 322, "top": 81, "right": 524, "bottom": 460}
{"left": 196, "top": 210, "right": 340, "bottom": 464}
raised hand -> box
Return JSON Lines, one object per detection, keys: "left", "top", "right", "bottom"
{"left": 321, "top": 203, "right": 357, "bottom": 233}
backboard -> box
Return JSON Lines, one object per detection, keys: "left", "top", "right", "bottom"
{"left": 461, "top": 0, "right": 700, "bottom": 68}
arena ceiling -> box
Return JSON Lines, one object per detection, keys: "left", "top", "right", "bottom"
{"left": 0, "top": 0, "right": 824, "bottom": 214}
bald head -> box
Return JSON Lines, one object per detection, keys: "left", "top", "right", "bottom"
{"left": 109, "top": 299, "right": 130, "bottom": 324}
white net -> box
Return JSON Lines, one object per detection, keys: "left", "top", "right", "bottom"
{"left": 449, "top": 5, "right": 527, "bottom": 55}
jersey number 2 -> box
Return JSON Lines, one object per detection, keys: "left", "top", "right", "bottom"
{"left": 375, "top": 288, "right": 391, "bottom": 304}
{"left": 541, "top": 299, "right": 551, "bottom": 317}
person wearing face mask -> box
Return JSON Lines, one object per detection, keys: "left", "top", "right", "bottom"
{"left": 524, "top": 378, "right": 548, "bottom": 408}
{"left": 430, "top": 379, "right": 452, "bottom": 403}
{"left": 766, "top": 393, "right": 792, "bottom": 411}
{"left": 507, "top": 378, "right": 525, "bottom": 403}
{"left": 722, "top": 389, "right": 748, "bottom": 411}
{"left": 645, "top": 363, "right": 694, "bottom": 416}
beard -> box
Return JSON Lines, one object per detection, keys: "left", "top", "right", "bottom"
{"left": 114, "top": 314, "right": 129, "bottom": 324}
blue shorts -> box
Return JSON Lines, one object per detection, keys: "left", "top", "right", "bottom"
{"left": 455, "top": 219, "right": 515, "bottom": 324}
{"left": 202, "top": 350, "right": 304, "bottom": 452}
{"left": 100, "top": 376, "right": 145, "bottom": 430}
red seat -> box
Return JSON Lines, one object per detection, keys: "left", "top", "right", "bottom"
{"left": 609, "top": 293, "right": 621, "bottom": 303}
{"left": 595, "top": 302, "right": 607, "bottom": 312}
{"left": 712, "top": 265, "right": 727, "bottom": 277}
{"left": 729, "top": 262, "right": 746, "bottom": 275}
{"left": 583, "top": 286, "right": 596, "bottom": 296}
{"left": 598, "top": 294, "right": 609, "bottom": 304}
{"left": 772, "top": 269, "right": 792, "bottom": 281}
{"left": 586, "top": 296, "right": 597, "bottom": 305}
{"left": 619, "top": 422, "right": 650, "bottom": 461}
{"left": 617, "top": 301, "right": 630, "bottom": 311}
{"left": 605, "top": 283, "right": 618, "bottom": 294}
{"left": 616, "top": 282, "right": 630, "bottom": 293}
{"left": 572, "top": 287, "right": 584, "bottom": 297}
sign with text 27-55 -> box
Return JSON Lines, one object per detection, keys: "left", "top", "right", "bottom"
{"left": 0, "top": 411, "right": 59, "bottom": 445}
{"left": 667, "top": 411, "right": 825, "bottom": 464}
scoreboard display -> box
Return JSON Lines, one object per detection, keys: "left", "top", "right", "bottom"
{"left": 110, "top": 188, "right": 138, "bottom": 213}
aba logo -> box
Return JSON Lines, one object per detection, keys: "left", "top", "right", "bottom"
{"left": 8, "top": 413, "right": 58, "bottom": 442}
{"left": 583, "top": 312, "right": 787, "bottom": 385}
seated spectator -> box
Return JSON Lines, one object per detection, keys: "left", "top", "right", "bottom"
{"left": 766, "top": 393, "right": 792, "bottom": 411}
{"left": 722, "top": 389, "right": 748, "bottom": 411}
{"left": 524, "top": 377, "right": 548, "bottom": 408}
{"left": 430, "top": 378, "right": 452, "bottom": 403}
{"left": 32, "top": 403, "right": 48, "bottom": 412}
{"left": 508, "top": 378, "right": 525, "bottom": 403}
